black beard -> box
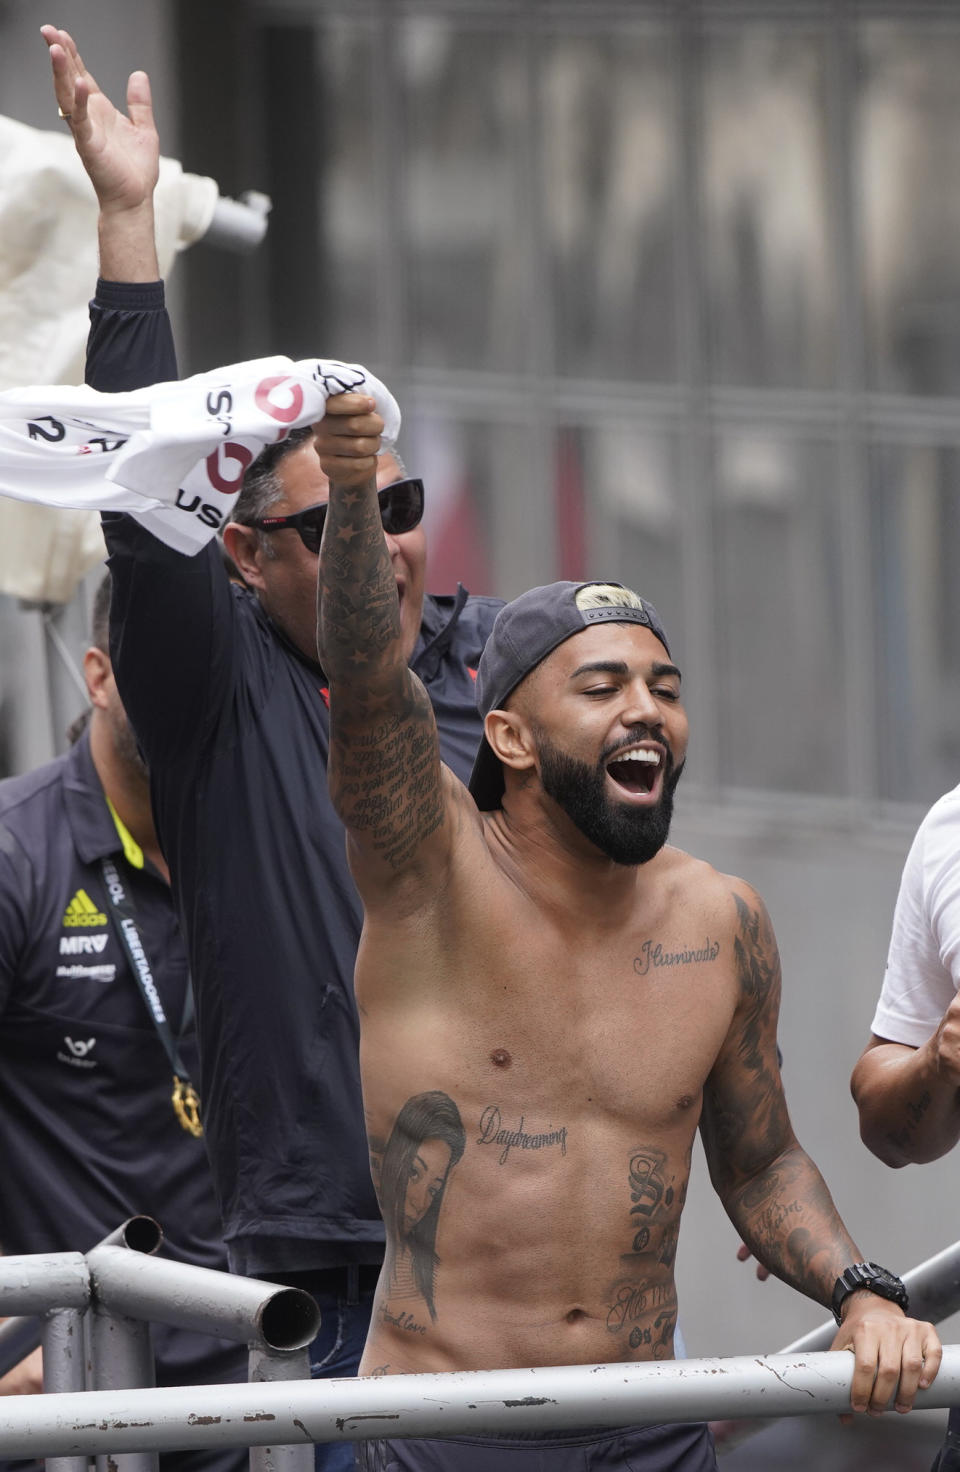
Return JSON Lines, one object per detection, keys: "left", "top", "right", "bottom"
{"left": 536, "top": 732, "right": 683, "bottom": 866}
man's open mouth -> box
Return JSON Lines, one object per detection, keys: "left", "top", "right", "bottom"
{"left": 605, "top": 746, "right": 664, "bottom": 796}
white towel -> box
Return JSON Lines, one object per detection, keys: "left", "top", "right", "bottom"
{"left": 0, "top": 357, "right": 401, "bottom": 556}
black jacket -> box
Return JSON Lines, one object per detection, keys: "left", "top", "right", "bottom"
{"left": 89, "top": 281, "right": 501, "bottom": 1275}
{"left": 0, "top": 731, "right": 245, "bottom": 1394}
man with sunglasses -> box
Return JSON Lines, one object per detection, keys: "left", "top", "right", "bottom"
{"left": 45, "top": 28, "right": 501, "bottom": 1467}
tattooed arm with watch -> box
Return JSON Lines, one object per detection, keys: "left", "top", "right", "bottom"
{"left": 701, "top": 883, "right": 940, "bottom": 1416}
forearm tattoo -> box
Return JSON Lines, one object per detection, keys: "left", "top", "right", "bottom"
{"left": 701, "top": 892, "right": 856, "bottom": 1302}
{"left": 319, "top": 477, "right": 444, "bottom": 867}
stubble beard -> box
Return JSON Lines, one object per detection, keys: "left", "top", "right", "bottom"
{"left": 536, "top": 731, "right": 683, "bottom": 867}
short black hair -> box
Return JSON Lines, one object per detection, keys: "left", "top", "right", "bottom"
{"left": 231, "top": 426, "right": 315, "bottom": 526}
{"left": 90, "top": 570, "right": 111, "bottom": 655}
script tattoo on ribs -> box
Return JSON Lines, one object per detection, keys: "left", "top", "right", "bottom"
{"left": 605, "top": 1144, "right": 681, "bottom": 1358}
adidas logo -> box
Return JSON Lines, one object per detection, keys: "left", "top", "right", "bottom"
{"left": 62, "top": 889, "right": 108, "bottom": 928}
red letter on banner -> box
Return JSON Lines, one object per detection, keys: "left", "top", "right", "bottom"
{"left": 255, "top": 376, "right": 305, "bottom": 424}
{"left": 205, "top": 443, "right": 254, "bottom": 494}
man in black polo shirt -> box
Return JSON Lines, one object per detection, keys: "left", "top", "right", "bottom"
{"left": 0, "top": 575, "right": 245, "bottom": 1471}
{"left": 44, "top": 29, "right": 500, "bottom": 1468}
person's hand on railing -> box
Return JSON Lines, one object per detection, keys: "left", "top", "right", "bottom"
{"left": 830, "top": 1295, "right": 941, "bottom": 1420}
{"left": 0, "top": 1345, "right": 42, "bottom": 1396}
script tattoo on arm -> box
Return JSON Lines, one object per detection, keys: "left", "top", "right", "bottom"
{"left": 699, "top": 888, "right": 858, "bottom": 1305}
{"left": 378, "top": 1091, "right": 466, "bottom": 1323}
{"left": 319, "top": 478, "right": 445, "bottom": 874}
{"left": 885, "top": 1089, "right": 932, "bottom": 1158}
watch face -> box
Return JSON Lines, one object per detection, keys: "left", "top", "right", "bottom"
{"left": 832, "top": 1262, "right": 908, "bottom": 1324}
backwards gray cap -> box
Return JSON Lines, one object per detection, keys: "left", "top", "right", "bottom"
{"left": 468, "top": 580, "right": 671, "bottom": 812}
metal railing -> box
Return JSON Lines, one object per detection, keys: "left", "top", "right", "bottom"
{"left": 0, "top": 1218, "right": 319, "bottom": 1472}
{"left": 710, "top": 1235, "right": 960, "bottom": 1457}
{"left": 1, "top": 1228, "right": 958, "bottom": 1466}
{"left": 0, "top": 1347, "right": 958, "bottom": 1461}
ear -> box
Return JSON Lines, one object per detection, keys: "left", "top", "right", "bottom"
{"left": 83, "top": 647, "right": 113, "bottom": 709}
{"left": 484, "top": 708, "right": 537, "bottom": 778}
{"left": 222, "top": 522, "right": 267, "bottom": 591}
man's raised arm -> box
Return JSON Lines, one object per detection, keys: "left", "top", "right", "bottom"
{"left": 315, "top": 399, "right": 455, "bottom": 898}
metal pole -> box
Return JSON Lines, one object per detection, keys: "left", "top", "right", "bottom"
{"left": 88, "top": 1303, "right": 157, "bottom": 1472}
{"left": 248, "top": 1345, "right": 314, "bottom": 1472}
{"left": 99, "top": 1216, "right": 164, "bottom": 1256}
{"left": 87, "top": 1233, "right": 163, "bottom": 1472}
{"left": 43, "top": 1308, "right": 87, "bottom": 1472}
{"left": 0, "top": 1347, "right": 958, "bottom": 1459}
{"left": 0, "top": 1252, "right": 89, "bottom": 1315}
{"left": 86, "top": 1245, "right": 319, "bottom": 1351}
{"left": 0, "top": 1217, "right": 161, "bottom": 1378}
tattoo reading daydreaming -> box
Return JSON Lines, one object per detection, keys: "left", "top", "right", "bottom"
{"left": 633, "top": 939, "right": 720, "bottom": 977}
{"left": 477, "top": 1106, "right": 568, "bottom": 1165}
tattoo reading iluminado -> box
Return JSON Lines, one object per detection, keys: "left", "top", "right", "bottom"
{"left": 633, "top": 939, "right": 720, "bottom": 976}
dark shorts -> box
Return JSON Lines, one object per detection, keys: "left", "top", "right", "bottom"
{"left": 354, "top": 1421, "right": 717, "bottom": 1472}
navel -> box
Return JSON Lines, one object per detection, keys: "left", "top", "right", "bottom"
{"left": 490, "top": 1048, "right": 512, "bottom": 1069}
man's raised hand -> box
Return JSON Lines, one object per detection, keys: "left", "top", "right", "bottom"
{"left": 41, "top": 24, "right": 159, "bottom": 214}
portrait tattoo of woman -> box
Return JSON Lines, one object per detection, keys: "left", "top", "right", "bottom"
{"left": 379, "top": 1091, "right": 466, "bottom": 1321}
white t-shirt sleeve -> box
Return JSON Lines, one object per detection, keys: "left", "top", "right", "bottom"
{"left": 872, "top": 786, "right": 960, "bottom": 1046}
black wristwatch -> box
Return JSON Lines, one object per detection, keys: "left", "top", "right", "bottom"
{"left": 831, "top": 1262, "right": 909, "bottom": 1325}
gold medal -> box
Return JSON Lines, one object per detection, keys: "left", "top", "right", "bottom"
{"left": 172, "top": 1075, "right": 203, "bottom": 1137}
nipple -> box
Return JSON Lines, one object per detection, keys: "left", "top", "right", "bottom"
{"left": 490, "top": 1048, "right": 512, "bottom": 1068}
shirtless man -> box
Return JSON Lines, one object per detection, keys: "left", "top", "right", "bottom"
{"left": 313, "top": 399, "right": 941, "bottom": 1470}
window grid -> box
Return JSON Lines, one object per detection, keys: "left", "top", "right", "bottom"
{"left": 252, "top": 0, "right": 960, "bottom": 820}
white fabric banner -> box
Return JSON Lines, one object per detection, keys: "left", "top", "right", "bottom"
{"left": 0, "top": 357, "right": 400, "bottom": 556}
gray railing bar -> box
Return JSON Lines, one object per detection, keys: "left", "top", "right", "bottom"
{"left": 248, "top": 1345, "right": 314, "bottom": 1472}
{"left": 0, "top": 1347, "right": 959, "bottom": 1459}
{"left": 99, "top": 1217, "right": 164, "bottom": 1256}
{"left": 0, "top": 1253, "right": 89, "bottom": 1316}
{"left": 0, "top": 1217, "right": 162, "bottom": 1379}
{"left": 43, "top": 1308, "right": 88, "bottom": 1472}
{"left": 86, "top": 1245, "right": 319, "bottom": 1352}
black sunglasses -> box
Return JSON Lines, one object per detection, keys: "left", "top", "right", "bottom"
{"left": 252, "top": 477, "right": 424, "bottom": 555}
